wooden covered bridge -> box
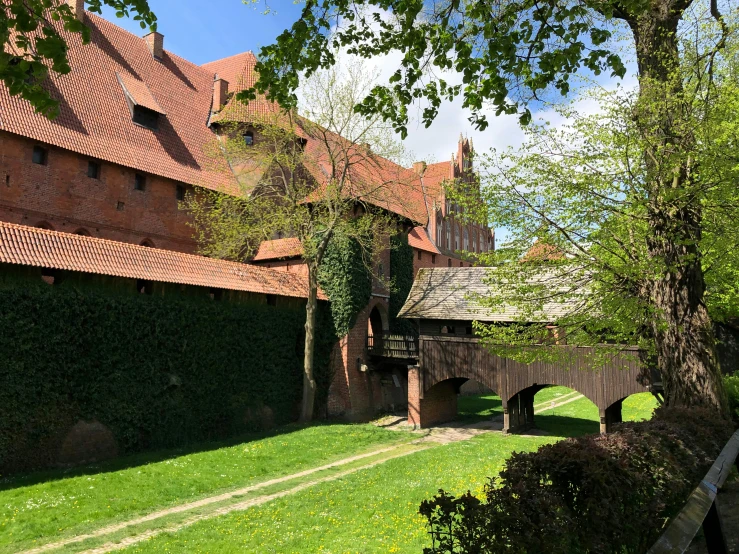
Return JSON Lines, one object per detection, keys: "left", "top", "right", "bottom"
{"left": 393, "top": 267, "right": 658, "bottom": 433}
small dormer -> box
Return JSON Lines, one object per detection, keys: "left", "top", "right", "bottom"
{"left": 116, "top": 72, "right": 167, "bottom": 130}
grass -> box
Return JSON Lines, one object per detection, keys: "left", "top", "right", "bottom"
{"left": 2, "top": 388, "right": 659, "bottom": 553}
{"left": 0, "top": 424, "right": 410, "bottom": 553}
{"left": 122, "top": 433, "right": 557, "bottom": 554}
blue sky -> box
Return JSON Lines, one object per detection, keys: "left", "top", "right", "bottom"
{"left": 100, "top": 0, "right": 304, "bottom": 65}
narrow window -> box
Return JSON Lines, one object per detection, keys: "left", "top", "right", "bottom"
{"left": 117, "top": 201, "right": 125, "bottom": 211}
{"left": 32, "top": 146, "right": 47, "bottom": 165}
{"left": 5, "top": 175, "right": 10, "bottom": 187}
{"left": 445, "top": 221, "right": 450, "bottom": 249}
{"left": 87, "top": 161, "right": 100, "bottom": 179}
{"left": 243, "top": 131, "right": 254, "bottom": 146}
{"left": 417, "top": 250, "right": 422, "bottom": 261}
{"left": 431, "top": 254, "right": 437, "bottom": 264}
{"left": 176, "top": 184, "right": 185, "bottom": 201}
{"left": 460, "top": 261, "right": 463, "bottom": 267}
{"left": 134, "top": 173, "right": 146, "bottom": 191}
{"left": 73, "top": 228, "right": 91, "bottom": 236}
{"left": 464, "top": 227, "right": 469, "bottom": 251}
{"left": 447, "top": 258, "right": 452, "bottom": 267}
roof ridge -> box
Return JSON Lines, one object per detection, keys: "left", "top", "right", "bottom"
{"left": 201, "top": 50, "right": 256, "bottom": 68}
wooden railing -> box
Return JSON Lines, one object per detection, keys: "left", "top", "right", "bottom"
{"left": 367, "top": 332, "right": 418, "bottom": 359}
{"left": 648, "top": 429, "right": 739, "bottom": 553}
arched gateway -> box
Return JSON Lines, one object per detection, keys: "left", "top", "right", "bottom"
{"left": 398, "top": 267, "right": 659, "bottom": 434}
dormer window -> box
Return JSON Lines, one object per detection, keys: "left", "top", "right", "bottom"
{"left": 116, "top": 72, "right": 166, "bottom": 131}
{"left": 243, "top": 131, "right": 254, "bottom": 146}
{"left": 132, "top": 106, "right": 160, "bottom": 130}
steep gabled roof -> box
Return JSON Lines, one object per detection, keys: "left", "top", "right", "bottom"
{"left": 398, "top": 267, "right": 576, "bottom": 322}
{"left": 0, "top": 222, "right": 324, "bottom": 299}
{"left": 0, "top": 12, "right": 238, "bottom": 194}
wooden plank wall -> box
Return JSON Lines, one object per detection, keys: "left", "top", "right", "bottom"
{"left": 420, "top": 335, "right": 650, "bottom": 410}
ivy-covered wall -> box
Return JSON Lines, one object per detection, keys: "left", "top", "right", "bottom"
{"left": 389, "top": 233, "right": 416, "bottom": 335}
{"left": 317, "top": 235, "right": 373, "bottom": 337}
{"left": 0, "top": 265, "right": 336, "bottom": 475}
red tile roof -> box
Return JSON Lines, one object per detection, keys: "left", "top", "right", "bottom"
{"left": 408, "top": 227, "right": 440, "bottom": 254}
{"left": 252, "top": 238, "right": 303, "bottom": 261}
{"left": 421, "top": 161, "right": 453, "bottom": 210}
{"left": 0, "top": 222, "right": 324, "bottom": 299}
{"left": 0, "top": 12, "right": 238, "bottom": 194}
{"left": 204, "top": 58, "right": 429, "bottom": 224}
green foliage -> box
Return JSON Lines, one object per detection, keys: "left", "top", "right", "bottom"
{"left": 725, "top": 372, "right": 739, "bottom": 422}
{"left": 0, "top": 272, "right": 336, "bottom": 475}
{"left": 1, "top": 0, "right": 157, "bottom": 117}
{"left": 317, "top": 234, "right": 372, "bottom": 337}
{"left": 420, "top": 407, "right": 735, "bottom": 554}
{"left": 245, "top": 1, "right": 629, "bottom": 137}
{"left": 389, "top": 233, "right": 415, "bottom": 335}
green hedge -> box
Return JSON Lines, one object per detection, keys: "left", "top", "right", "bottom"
{"left": 0, "top": 269, "right": 336, "bottom": 475}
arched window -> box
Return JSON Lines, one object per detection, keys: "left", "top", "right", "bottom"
{"left": 436, "top": 213, "right": 442, "bottom": 246}
{"left": 472, "top": 230, "right": 477, "bottom": 252}
{"left": 140, "top": 239, "right": 155, "bottom": 248}
{"left": 464, "top": 227, "right": 469, "bottom": 251}
{"left": 454, "top": 224, "right": 459, "bottom": 250}
{"left": 73, "top": 228, "right": 91, "bottom": 236}
{"left": 243, "top": 131, "right": 254, "bottom": 146}
{"left": 36, "top": 221, "right": 54, "bottom": 231}
{"left": 445, "top": 221, "right": 450, "bottom": 249}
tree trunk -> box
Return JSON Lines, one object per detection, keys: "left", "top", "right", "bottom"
{"left": 299, "top": 262, "right": 319, "bottom": 422}
{"left": 628, "top": 3, "right": 728, "bottom": 415}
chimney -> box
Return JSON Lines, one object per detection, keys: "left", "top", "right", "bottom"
{"left": 144, "top": 32, "right": 164, "bottom": 60}
{"left": 67, "top": 0, "right": 84, "bottom": 21}
{"left": 212, "top": 76, "right": 229, "bottom": 112}
{"left": 412, "top": 161, "right": 427, "bottom": 176}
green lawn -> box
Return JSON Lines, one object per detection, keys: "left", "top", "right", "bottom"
{"left": 123, "top": 432, "right": 557, "bottom": 554}
{"left": 0, "top": 424, "right": 409, "bottom": 553}
{"left": 2, "top": 388, "right": 659, "bottom": 554}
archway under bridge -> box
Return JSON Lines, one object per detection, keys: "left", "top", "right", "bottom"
{"left": 407, "top": 335, "right": 655, "bottom": 433}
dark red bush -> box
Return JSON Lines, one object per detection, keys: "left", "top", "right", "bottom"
{"left": 419, "top": 407, "right": 734, "bottom": 554}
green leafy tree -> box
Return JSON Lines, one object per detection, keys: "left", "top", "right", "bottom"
{"left": 1, "top": 0, "right": 156, "bottom": 117}
{"left": 188, "top": 61, "right": 415, "bottom": 421}
{"left": 245, "top": 0, "right": 734, "bottom": 414}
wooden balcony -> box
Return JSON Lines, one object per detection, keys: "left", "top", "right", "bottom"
{"left": 366, "top": 332, "right": 418, "bottom": 359}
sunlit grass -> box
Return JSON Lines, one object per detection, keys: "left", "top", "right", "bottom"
{"left": 0, "top": 424, "right": 409, "bottom": 553}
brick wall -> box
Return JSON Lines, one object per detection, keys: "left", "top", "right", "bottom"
{"left": 413, "top": 249, "right": 471, "bottom": 274}
{"left": 407, "top": 366, "right": 458, "bottom": 428}
{"left": 0, "top": 131, "right": 196, "bottom": 252}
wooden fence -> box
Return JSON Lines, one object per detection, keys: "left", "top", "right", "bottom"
{"left": 648, "top": 429, "right": 739, "bottom": 553}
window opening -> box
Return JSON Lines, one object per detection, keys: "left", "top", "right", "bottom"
{"left": 87, "top": 161, "right": 100, "bottom": 179}
{"left": 32, "top": 146, "right": 48, "bottom": 165}
{"left": 135, "top": 173, "right": 146, "bottom": 191}
{"left": 243, "top": 131, "right": 254, "bottom": 146}
{"left": 176, "top": 184, "right": 185, "bottom": 201}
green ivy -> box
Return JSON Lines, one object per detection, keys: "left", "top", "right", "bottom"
{"left": 389, "top": 233, "right": 416, "bottom": 335}
{"left": 0, "top": 269, "right": 336, "bottom": 475}
{"left": 317, "top": 235, "right": 373, "bottom": 337}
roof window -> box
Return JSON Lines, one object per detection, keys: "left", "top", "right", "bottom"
{"left": 116, "top": 72, "right": 166, "bottom": 131}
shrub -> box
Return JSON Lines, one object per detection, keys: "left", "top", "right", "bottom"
{"left": 419, "top": 407, "right": 734, "bottom": 554}
{"left": 726, "top": 371, "right": 739, "bottom": 422}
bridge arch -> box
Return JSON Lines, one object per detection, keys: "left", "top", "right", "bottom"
{"left": 408, "top": 335, "right": 651, "bottom": 433}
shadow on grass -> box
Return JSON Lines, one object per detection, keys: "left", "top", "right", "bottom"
{"left": 535, "top": 414, "right": 599, "bottom": 438}
{"left": 0, "top": 421, "right": 338, "bottom": 492}
{"left": 457, "top": 394, "right": 503, "bottom": 422}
